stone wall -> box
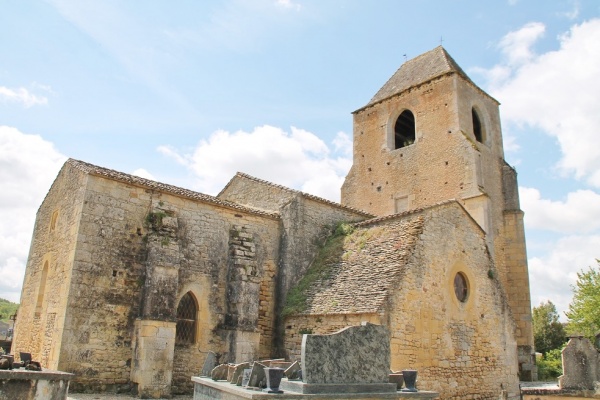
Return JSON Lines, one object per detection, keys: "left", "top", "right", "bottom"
{"left": 386, "top": 203, "right": 519, "bottom": 399}
{"left": 13, "top": 162, "right": 88, "bottom": 370}
{"left": 341, "top": 70, "right": 534, "bottom": 376}
{"left": 218, "top": 174, "right": 371, "bottom": 356}
{"left": 283, "top": 203, "right": 520, "bottom": 399}
{"left": 17, "top": 168, "right": 282, "bottom": 394}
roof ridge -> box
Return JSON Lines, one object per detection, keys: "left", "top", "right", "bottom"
{"left": 66, "top": 159, "right": 281, "bottom": 219}
{"left": 353, "top": 199, "right": 462, "bottom": 227}
{"left": 356, "top": 46, "right": 493, "bottom": 112}
{"left": 220, "top": 171, "right": 374, "bottom": 218}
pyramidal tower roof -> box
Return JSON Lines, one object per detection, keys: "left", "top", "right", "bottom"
{"left": 360, "top": 46, "right": 480, "bottom": 110}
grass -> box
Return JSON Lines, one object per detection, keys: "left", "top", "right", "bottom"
{"left": 282, "top": 222, "right": 354, "bottom": 317}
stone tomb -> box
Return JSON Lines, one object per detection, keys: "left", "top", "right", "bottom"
{"left": 192, "top": 323, "right": 438, "bottom": 399}
{"left": 0, "top": 368, "right": 74, "bottom": 400}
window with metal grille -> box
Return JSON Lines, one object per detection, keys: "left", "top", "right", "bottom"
{"left": 176, "top": 292, "right": 197, "bottom": 344}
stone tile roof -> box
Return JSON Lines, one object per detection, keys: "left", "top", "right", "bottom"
{"left": 219, "top": 172, "right": 374, "bottom": 218}
{"left": 357, "top": 46, "right": 488, "bottom": 111}
{"left": 300, "top": 214, "right": 425, "bottom": 315}
{"left": 66, "top": 159, "right": 280, "bottom": 219}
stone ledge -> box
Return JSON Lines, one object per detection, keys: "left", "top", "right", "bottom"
{"left": 192, "top": 377, "right": 439, "bottom": 399}
{"left": 0, "top": 368, "right": 75, "bottom": 381}
{"left": 281, "top": 380, "right": 397, "bottom": 394}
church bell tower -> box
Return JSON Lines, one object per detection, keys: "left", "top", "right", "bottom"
{"left": 341, "top": 46, "right": 537, "bottom": 379}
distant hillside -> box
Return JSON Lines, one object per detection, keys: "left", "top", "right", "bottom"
{"left": 0, "top": 298, "right": 19, "bottom": 323}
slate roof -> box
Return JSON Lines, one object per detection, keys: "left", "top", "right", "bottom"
{"left": 66, "top": 159, "right": 280, "bottom": 219}
{"left": 357, "top": 46, "right": 486, "bottom": 111}
{"left": 219, "top": 172, "right": 374, "bottom": 218}
{"left": 299, "top": 214, "right": 425, "bottom": 315}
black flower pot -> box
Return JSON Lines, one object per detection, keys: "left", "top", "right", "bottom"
{"left": 401, "top": 369, "right": 417, "bottom": 392}
{"left": 263, "top": 367, "right": 284, "bottom": 393}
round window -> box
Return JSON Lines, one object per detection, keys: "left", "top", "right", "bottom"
{"left": 454, "top": 272, "right": 468, "bottom": 302}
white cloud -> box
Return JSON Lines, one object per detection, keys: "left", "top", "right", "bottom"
{"left": 332, "top": 131, "right": 352, "bottom": 156}
{"left": 159, "top": 125, "right": 352, "bottom": 201}
{"left": 0, "top": 86, "right": 48, "bottom": 108}
{"left": 0, "top": 127, "right": 66, "bottom": 302}
{"left": 475, "top": 20, "right": 600, "bottom": 320}
{"left": 559, "top": 0, "right": 580, "bottom": 20}
{"left": 529, "top": 235, "right": 600, "bottom": 318}
{"left": 275, "top": 0, "right": 301, "bottom": 11}
{"left": 520, "top": 187, "right": 600, "bottom": 233}
{"left": 498, "top": 22, "right": 545, "bottom": 67}
{"left": 131, "top": 168, "right": 156, "bottom": 181}
{"left": 483, "top": 19, "right": 600, "bottom": 187}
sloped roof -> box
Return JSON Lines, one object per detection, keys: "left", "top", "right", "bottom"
{"left": 219, "top": 172, "right": 374, "bottom": 218}
{"left": 358, "top": 46, "right": 482, "bottom": 111}
{"left": 66, "top": 159, "right": 280, "bottom": 219}
{"left": 298, "top": 214, "right": 425, "bottom": 315}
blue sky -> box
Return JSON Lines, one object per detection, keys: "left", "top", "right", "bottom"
{"left": 1, "top": 0, "right": 600, "bottom": 319}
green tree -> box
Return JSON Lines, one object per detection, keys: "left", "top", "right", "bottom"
{"left": 537, "top": 348, "right": 563, "bottom": 380}
{"left": 0, "top": 298, "right": 19, "bottom": 323}
{"left": 533, "top": 300, "right": 566, "bottom": 355}
{"left": 566, "top": 260, "right": 600, "bottom": 340}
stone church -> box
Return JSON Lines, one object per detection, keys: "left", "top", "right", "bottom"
{"left": 13, "top": 47, "right": 535, "bottom": 399}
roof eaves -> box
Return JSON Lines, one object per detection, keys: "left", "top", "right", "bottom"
{"left": 67, "top": 159, "right": 281, "bottom": 220}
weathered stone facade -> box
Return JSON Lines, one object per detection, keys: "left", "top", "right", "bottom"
{"left": 341, "top": 46, "right": 535, "bottom": 380}
{"left": 283, "top": 203, "right": 520, "bottom": 399}
{"left": 13, "top": 46, "right": 533, "bottom": 399}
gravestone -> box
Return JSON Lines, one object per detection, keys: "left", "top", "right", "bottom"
{"left": 230, "top": 362, "right": 250, "bottom": 385}
{"left": 200, "top": 352, "right": 217, "bottom": 377}
{"left": 303, "top": 323, "right": 390, "bottom": 384}
{"left": 248, "top": 362, "right": 267, "bottom": 388}
{"left": 559, "top": 336, "right": 600, "bottom": 390}
{"left": 284, "top": 361, "right": 301, "bottom": 380}
{"left": 210, "top": 364, "right": 228, "bottom": 381}
{"left": 281, "top": 323, "right": 397, "bottom": 394}
{"left": 241, "top": 368, "right": 252, "bottom": 387}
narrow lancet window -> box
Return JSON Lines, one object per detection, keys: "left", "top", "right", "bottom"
{"left": 472, "top": 108, "right": 483, "bottom": 143}
{"left": 176, "top": 292, "right": 197, "bottom": 344}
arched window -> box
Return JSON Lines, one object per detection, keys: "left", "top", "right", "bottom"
{"left": 176, "top": 292, "right": 197, "bottom": 344}
{"left": 36, "top": 262, "right": 49, "bottom": 316}
{"left": 472, "top": 108, "right": 484, "bottom": 143}
{"left": 394, "top": 110, "right": 416, "bottom": 149}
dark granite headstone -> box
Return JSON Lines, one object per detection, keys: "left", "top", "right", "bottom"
{"left": 301, "top": 323, "right": 391, "bottom": 384}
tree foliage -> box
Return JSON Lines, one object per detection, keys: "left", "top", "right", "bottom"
{"left": 566, "top": 260, "right": 600, "bottom": 340}
{"left": 533, "top": 300, "right": 566, "bottom": 355}
{"left": 537, "top": 348, "right": 563, "bottom": 381}
{"left": 0, "top": 298, "right": 19, "bottom": 323}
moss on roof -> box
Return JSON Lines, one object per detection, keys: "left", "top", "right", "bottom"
{"left": 284, "top": 215, "right": 424, "bottom": 316}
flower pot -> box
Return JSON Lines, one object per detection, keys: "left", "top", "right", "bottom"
{"left": 263, "top": 367, "right": 284, "bottom": 393}
{"left": 401, "top": 369, "right": 417, "bottom": 392}
{"left": 389, "top": 373, "right": 404, "bottom": 390}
